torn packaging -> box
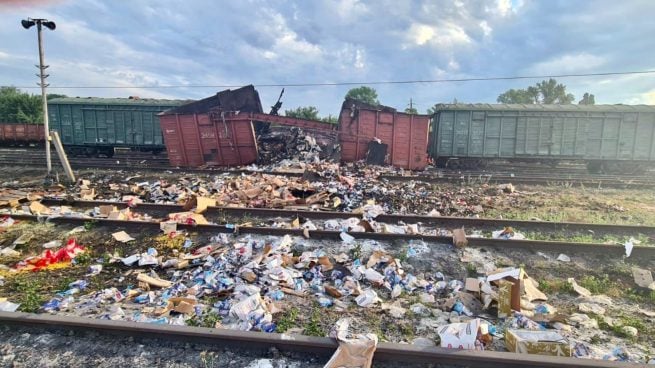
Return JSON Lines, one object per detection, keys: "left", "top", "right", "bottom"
{"left": 325, "top": 318, "right": 377, "bottom": 368}
{"left": 505, "top": 329, "right": 571, "bottom": 357}
{"left": 632, "top": 267, "right": 655, "bottom": 290}
{"left": 438, "top": 318, "right": 482, "bottom": 350}
{"left": 488, "top": 268, "right": 547, "bottom": 318}
{"left": 452, "top": 228, "right": 468, "bottom": 248}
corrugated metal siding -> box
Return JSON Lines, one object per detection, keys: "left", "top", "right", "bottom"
{"left": 339, "top": 103, "right": 430, "bottom": 170}
{"left": 434, "top": 103, "right": 655, "bottom": 113}
{"left": 0, "top": 124, "right": 44, "bottom": 142}
{"left": 48, "top": 101, "right": 180, "bottom": 148}
{"left": 431, "top": 108, "right": 655, "bottom": 161}
{"left": 160, "top": 113, "right": 258, "bottom": 167}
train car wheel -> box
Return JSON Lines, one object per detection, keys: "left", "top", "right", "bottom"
{"left": 434, "top": 157, "right": 450, "bottom": 168}
{"left": 586, "top": 161, "right": 602, "bottom": 174}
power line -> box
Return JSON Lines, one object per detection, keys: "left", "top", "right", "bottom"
{"left": 11, "top": 69, "right": 655, "bottom": 89}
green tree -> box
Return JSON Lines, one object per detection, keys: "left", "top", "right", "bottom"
{"left": 47, "top": 93, "right": 68, "bottom": 100}
{"left": 345, "top": 86, "right": 379, "bottom": 105}
{"left": 405, "top": 107, "right": 418, "bottom": 114}
{"left": 285, "top": 106, "right": 338, "bottom": 124}
{"left": 497, "top": 79, "right": 575, "bottom": 104}
{"left": 321, "top": 115, "right": 338, "bottom": 124}
{"left": 578, "top": 92, "right": 595, "bottom": 105}
{"left": 0, "top": 86, "right": 42, "bottom": 123}
{"left": 285, "top": 106, "right": 320, "bottom": 120}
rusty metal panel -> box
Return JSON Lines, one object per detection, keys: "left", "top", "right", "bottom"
{"left": 338, "top": 99, "right": 430, "bottom": 169}
{"left": 14, "top": 124, "right": 26, "bottom": 140}
{"left": 1, "top": 125, "right": 15, "bottom": 141}
{"left": 159, "top": 115, "right": 186, "bottom": 166}
{"left": 160, "top": 112, "right": 257, "bottom": 167}
{"left": 25, "top": 124, "right": 41, "bottom": 141}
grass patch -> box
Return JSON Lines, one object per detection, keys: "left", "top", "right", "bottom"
{"left": 276, "top": 307, "right": 299, "bottom": 333}
{"left": 350, "top": 243, "right": 362, "bottom": 261}
{"left": 187, "top": 310, "right": 221, "bottom": 328}
{"left": 523, "top": 231, "right": 651, "bottom": 245}
{"left": 578, "top": 275, "right": 615, "bottom": 295}
{"left": 626, "top": 288, "right": 655, "bottom": 305}
{"left": 538, "top": 278, "right": 574, "bottom": 295}
{"left": 465, "top": 263, "right": 477, "bottom": 277}
{"left": 483, "top": 187, "right": 655, "bottom": 226}
{"left": 592, "top": 313, "right": 650, "bottom": 340}
{"left": 303, "top": 306, "right": 326, "bottom": 337}
{"left": 6, "top": 274, "right": 47, "bottom": 313}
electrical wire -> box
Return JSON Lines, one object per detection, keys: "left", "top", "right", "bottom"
{"left": 12, "top": 70, "right": 655, "bottom": 89}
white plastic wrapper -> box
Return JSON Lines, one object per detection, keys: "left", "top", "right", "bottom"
{"left": 437, "top": 318, "right": 482, "bottom": 350}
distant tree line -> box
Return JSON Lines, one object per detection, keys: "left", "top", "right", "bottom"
{"left": 0, "top": 86, "right": 68, "bottom": 124}
{"left": 496, "top": 78, "right": 595, "bottom": 105}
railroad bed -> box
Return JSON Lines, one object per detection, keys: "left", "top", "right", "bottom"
{"left": 0, "top": 201, "right": 653, "bottom": 365}
{"left": 0, "top": 313, "right": 641, "bottom": 368}
{"left": 28, "top": 198, "right": 655, "bottom": 254}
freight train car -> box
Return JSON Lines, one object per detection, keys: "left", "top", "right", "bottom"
{"left": 339, "top": 98, "right": 431, "bottom": 170}
{"left": 47, "top": 97, "right": 184, "bottom": 157}
{"left": 430, "top": 104, "right": 655, "bottom": 173}
{"left": 0, "top": 123, "right": 46, "bottom": 145}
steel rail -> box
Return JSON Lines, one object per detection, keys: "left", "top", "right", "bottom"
{"left": 378, "top": 174, "right": 655, "bottom": 188}
{"left": 2, "top": 148, "right": 654, "bottom": 184}
{"left": 39, "top": 199, "right": 655, "bottom": 236}
{"left": 0, "top": 312, "right": 642, "bottom": 368}
{"left": 9, "top": 213, "right": 655, "bottom": 257}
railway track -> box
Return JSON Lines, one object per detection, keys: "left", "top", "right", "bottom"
{"left": 0, "top": 312, "right": 641, "bottom": 368}
{"left": 1, "top": 147, "right": 654, "bottom": 187}
{"left": 10, "top": 201, "right": 655, "bottom": 257}
{"left": 379, "top": 173, "right": 655, "bottom": 188}
{"left": 40, "top": 198, "right": 655, "bottom": 237}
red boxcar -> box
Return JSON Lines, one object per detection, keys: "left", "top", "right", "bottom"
{"left": 159, "top": 86, "right": 262, "bottom": 167}
{"left": 160, "top": 112, "right": 258, "bottom": 167}
{"left": 338, "top": 99, "right": 430, "bottom": 170}
{"left": 0, "top": 123, "right": 45, "bottom": 143}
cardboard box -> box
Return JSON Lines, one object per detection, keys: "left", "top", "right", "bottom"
{"left": 505, "top": 329, "right": 571, "bottom": 357}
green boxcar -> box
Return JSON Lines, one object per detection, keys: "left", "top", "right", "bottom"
{"left": 430, "top": 104, "right": 655, "bottom": 168}
{"left": 48, "top": 97, "right": 184, "bottom": 156}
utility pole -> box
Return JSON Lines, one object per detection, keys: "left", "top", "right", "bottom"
{"left": 406, "top": 98, "right": 416, "bottom": 114}
{"left": 22, "top": 18, "right": 56, "bottom": 182}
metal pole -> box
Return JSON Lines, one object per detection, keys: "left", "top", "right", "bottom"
{"left": 36, "top": 21, "right": 52, "bottom": 174}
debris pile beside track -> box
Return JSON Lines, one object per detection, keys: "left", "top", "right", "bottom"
{"left": 0, "top": 165, "right": 654, "bottom": 365}
{"left": 257, "top": 126, "right": 339, "bottom": 165}
{"left": 62, "top": 163, "right": 525, "bottom": 217}
{"left": 0, "top": 195, "right": 653, "bottom": 363}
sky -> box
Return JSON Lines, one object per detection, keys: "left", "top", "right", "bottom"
{"left": 1, "top": 0, "right": 655, "bottom": 116}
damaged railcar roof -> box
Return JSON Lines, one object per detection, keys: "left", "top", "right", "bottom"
{"left": 340, "top": 98, "right": 398, "bottom": 113}
{"left": 48, "top": 97, "right": 187, "bottom": 106}
{"left": 432, "top": 103, "right": 655, "bottom": 113}
{"left": 161, "top": 85, "right": 263, "bottom": 115}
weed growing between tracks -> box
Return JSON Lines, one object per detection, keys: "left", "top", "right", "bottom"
{"left": 0, "top": 215, "right": 653, "bottom": 359}
{"left": 483, "top": 186, "right": 655, "bottom": 225}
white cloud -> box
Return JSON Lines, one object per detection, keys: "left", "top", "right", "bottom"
{"left": 489, "top": 0, "right": 523, "bottom": 16}
{"left": 405, "top": 23, "right": 472, "bottom": 48}
{"left": 334, "top": 0, "right": 369, "bottom": 21}
{"left": 479, "top": 20, "right": 492, "bottom": 37}
{"left": 448, "top": 59, "right": 460, "bottom": 71}
{"left": 246, "top": 10, "right": 322, "bottom": 61}
{"left": 333, "top": 44, "right": 367, "bottom": 71}
{"left": 354, "top": 49, "right": 365, "bottom": 69}
{"left": 526, "top": 53, "right": 606, "bottom": 75}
